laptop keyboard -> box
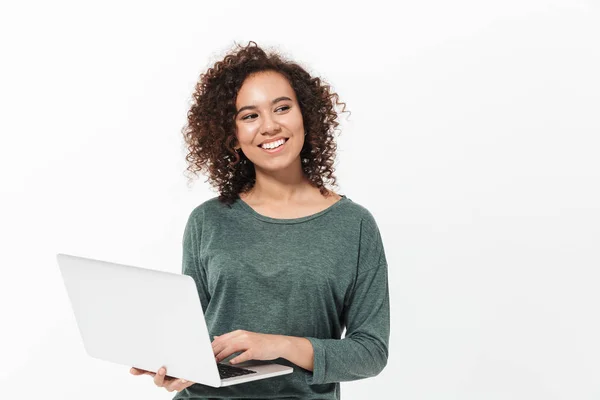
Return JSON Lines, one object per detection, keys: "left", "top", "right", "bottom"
{"left": 217, "top": 363, "right": 257, "bottom": 379}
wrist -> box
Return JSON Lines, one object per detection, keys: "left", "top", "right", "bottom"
{"left": 277, "top": 334, "right": 292, "bottom": 359}
{"left": 276, "top": 334, "right": 314, "bottom": 372}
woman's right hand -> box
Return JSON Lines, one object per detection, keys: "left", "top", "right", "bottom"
{"left": 130, "top": 366, "right": 196, "bottom": 393}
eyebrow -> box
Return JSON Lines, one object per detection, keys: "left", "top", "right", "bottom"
{"left": 235, "top": 96, "right": 292, "bottom": 118}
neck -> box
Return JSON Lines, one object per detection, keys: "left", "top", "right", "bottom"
{"left": 246, "top": 160, "right": 314, "bottom": 204}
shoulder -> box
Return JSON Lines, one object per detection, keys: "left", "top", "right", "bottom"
{"left": 186, "top": 195, "right": 235, "bottom": 223}
{"left": 344, "top": 198, "right": 388, "bottom": 270}
{"left": 341, "top": 196, "right": 381, "bottom": 229}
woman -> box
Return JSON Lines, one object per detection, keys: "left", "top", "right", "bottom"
{"left": 131, "top": 41, "right": 390, "bottom": 399}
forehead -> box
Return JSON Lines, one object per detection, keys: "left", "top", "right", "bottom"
{"left": 235, "top": 71, "right": 296, "bottom": 106}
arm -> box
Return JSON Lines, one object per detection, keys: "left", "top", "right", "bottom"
{"left": 182, "top": 208, "right": 210, "bottom": 313}
{"left": 280, "top": 336, "right": 314, "bottom": 372}
{"left": 302, "top": 214, "right": 390, "bottom": 385}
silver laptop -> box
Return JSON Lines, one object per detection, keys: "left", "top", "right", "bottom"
{"left": 56, "top": 253, "right": 293, "bottom": 387}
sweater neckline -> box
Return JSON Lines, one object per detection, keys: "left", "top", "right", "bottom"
{"left": 234, "top": 194, "right": 349, "bottom": 224}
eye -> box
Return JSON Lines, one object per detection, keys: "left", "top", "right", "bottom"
{"left": 242, "top": 113, "right": 257, "bottom": 121}
{"left": 241, "top": 106, "right": 291, "bottom": 121}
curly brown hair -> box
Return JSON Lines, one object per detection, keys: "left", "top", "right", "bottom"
{"left": 181, "top": 41, "right": 350, "bottom": 206}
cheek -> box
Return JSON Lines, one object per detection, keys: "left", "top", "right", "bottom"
{"left": 288, "top": 110, "right": 305, "bottom": 130}
{"left": 236, "top": 124, "right": 258, "bottom": 143}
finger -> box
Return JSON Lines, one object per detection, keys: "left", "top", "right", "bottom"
{"left": 212, "top": 341, "right": 225, "bottom": 358}
{"left": 130, "top": 367, "right": 157, "bottom": 377}
{"left": 212, "top": 332, "right": 236, "bottom": 353}
{"left": 215, "top": 342, "right": 245, "bottom": 363}
{"left": 230, "top": 349, "right": 252, "bottom": 365}
{"left": 214, "top": 335, "right": 247, "bottom": 361}
{"left": 184, "top": 381, "right": 196, "bottom": 389}
{"left": 164, "top": 377, "right": 183, "bottom": 393}
{"left": 153, "top": 366, "right": 167, "bottom": 386}
{"left": 130, "top": 367, "right": 154, "bottom": 377}
{"left": 211, "top": 335, "right": 220, "bottom": 351}
{"left": 212, "top": 339, "right": 230, "bottom": 360}
{"left": 212, "top": 329, "right": 242, "bottom": 347}
{"left": 167, "top": 378, "right": 193, "bottom": 392}
{"left": 130, "top": 367, "right": 147, "bottom": 375}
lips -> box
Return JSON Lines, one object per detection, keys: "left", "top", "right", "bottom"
{"left": 259, "top": 138, "right": 288, "bottom": 149}
{"left": 260, "top": 138, "right": 288, "bottom": 153}
{"left": 258, "top": 137, "right": 288, "bottom": 148}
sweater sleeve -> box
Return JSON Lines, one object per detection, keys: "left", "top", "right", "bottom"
{"left": 174, "top": 209, "right": 224, "bottom": 399}
{"left": 304, "top": 213, "right": 390, "bottom": 385}
{"left": 181, "top": 208, "right": 210, "bottom": 314}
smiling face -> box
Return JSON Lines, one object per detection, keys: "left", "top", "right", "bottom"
{"left": 234, "top": 70, "right": 305, "bottom": 174}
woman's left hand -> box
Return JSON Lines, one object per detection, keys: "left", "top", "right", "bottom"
{"left": 212, "top": 330, "right": 286, "bottom": 365}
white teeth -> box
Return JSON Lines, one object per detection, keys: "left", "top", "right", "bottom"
{"left": 261, "top": 139, "right": 285, "bottom": 149}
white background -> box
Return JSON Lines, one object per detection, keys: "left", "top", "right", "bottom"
{"left": 1, "top": 0, "right": 599, "bottom": 399}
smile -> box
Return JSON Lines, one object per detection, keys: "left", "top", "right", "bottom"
{"left": 259, "top": 138, "right": 289, "bottom": 153}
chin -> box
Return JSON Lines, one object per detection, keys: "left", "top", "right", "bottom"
{"left": 252, "top": 157, "right": 302, "bottom": 173}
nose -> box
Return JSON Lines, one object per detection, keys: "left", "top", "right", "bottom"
{"left": 260, "top": 112, "right": 281, "bottom": 135}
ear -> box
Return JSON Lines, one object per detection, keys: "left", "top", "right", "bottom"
{"left": 230, "top": 134, "right": 240, "bottom": 151}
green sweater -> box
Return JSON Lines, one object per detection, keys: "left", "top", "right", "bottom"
{"left": 173, "top": 194, "right": 390, "bottom": 400}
